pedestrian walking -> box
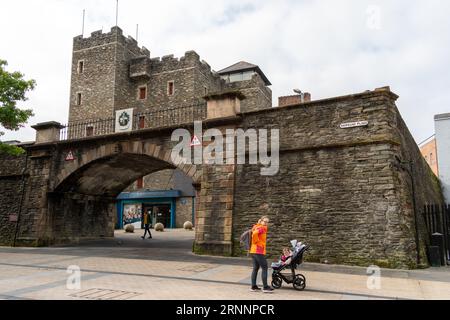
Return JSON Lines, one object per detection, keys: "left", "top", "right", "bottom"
{"left": 141, "top": 210, "right": 153, "bottom": 239}
{"left": 250, "top": 216, "right": 274, "bottom": 293}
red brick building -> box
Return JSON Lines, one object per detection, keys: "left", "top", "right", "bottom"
{"left": 419, "top": 136, "right": 439, "bottom": 176}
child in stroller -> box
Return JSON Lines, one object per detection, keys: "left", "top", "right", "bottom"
{"left": 270, "top": 240, "right": 310, "bottom": 291}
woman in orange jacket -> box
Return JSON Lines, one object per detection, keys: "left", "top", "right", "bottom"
{"left": 250, "top": 216, "right": 274, "bottom": 293}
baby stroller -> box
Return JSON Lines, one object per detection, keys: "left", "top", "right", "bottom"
{"left": 271, "top": 240, "right": 310, "bottom": 291}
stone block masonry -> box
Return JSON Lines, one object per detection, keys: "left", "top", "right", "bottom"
{"left": 0, "top": 87, "right": 443, "bottom": 269}
{"left": 0, "top": 154, "right": 27, "bottom": 246}
{"left": 232, "top": 88, "right": 443, "bottom": 269}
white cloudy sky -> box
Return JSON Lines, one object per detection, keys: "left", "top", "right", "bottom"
{"left": 1, "top": 0, "right": 450, "bottom": 144}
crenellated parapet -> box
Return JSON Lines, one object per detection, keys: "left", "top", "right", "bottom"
{"left": 73, "top": 26, "right": 150, "bottom": 57}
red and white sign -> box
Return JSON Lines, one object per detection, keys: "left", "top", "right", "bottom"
{"left": 65, "top": 151, "right": 76, "bottom": 161}
{"left": 190, "top": 135, "right": 202, "bottom": 147}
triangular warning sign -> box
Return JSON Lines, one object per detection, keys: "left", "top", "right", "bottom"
{"left": 65, "top": 151, "right": 75, "bottom": 161}
{"left": 190, "top": 135, "right": 202, "bottom": 147}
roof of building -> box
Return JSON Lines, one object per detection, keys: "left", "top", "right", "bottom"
{"left": 217, "top": 61, "right": 272, "bottom": 86}
{"left": 435, "top": 113, "right": 450, "bottom": 121}
{"left": 418, "top": 134, "right": 436, "bottom": 147}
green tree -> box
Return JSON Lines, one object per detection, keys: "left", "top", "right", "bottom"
{"left": 0, "top": 59, "right": 36, "bottom": 155}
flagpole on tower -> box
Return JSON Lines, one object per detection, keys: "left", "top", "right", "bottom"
{"left": 115, "top": 0, "right": 119, "bottom": 27}
{"left": 82, "top": 9, "right": 85, "bottom": 37}
{"left": 136, "top": 24, "right": 139, "bottom": 41}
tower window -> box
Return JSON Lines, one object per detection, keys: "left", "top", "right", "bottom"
{"left": 86, "top": 126, "right": 94, "bottom": 137}
{"left": 137, "top": 177, "right": 144, "bottom": 189}
{"left": 76, "top": 93, "right": 82, "bottom": 106}
{"left": 139, "top": 116, "right": 146, "bottom": 129}
{"left": 138, "top": 86, "right": 147, "bottom": 100}
{"left": 167, "top": 81, "right": 175, "bottom": 96}
{"left": 77, "top": 60, "right": 84, "bottom": 74}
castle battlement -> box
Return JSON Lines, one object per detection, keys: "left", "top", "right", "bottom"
{"left": 73, "top": 26, "right": 149, "bottom": 57}
{"left": 69, "top": 25, "right": 272, "bottom": 124}
{"left": 149, "top": 51, "right": 206, "bottom": 73}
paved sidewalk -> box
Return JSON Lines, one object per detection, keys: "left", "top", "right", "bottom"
{"left": 1, "top": 229, "right": 450, "bottom": 300}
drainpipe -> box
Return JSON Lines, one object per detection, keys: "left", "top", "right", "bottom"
{"left": 409, "top": 161, "right": 420, "bottom": 266}
{"left": 408, "top": 161, "right": 421, "bottom": 267}
{"left": 192, "top": 196, "right": 195, "bottom": 226}
{"left": 13, "top": 150, "right": 29, "bottom": 247}
{"left": 396, "top": 157, "right": 421, "bottom": 266}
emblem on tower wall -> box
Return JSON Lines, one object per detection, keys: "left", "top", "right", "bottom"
{"left": 115, "top": 108, "right": 134, "bottom": 132}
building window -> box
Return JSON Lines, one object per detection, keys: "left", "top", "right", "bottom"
{"left": 138, "top": 86, "right": 147, "bottom": 100}
{"left": 76, "top": 93, "right": 82, "bottom": 106}
{"left": 139, "top": 116, "right": 146, "bottom": 129}
{"left": 167, "top": 81, "right": 175, "bottom": 96}
{"left": 77, "top": 60, "right": 85, "bottom": 74}
{"left": 430, "top": 153, "right": 434, "bottom": 165}
{"left": 137, "top": 177, "right": 144, "bottom": 189}
{"left": 220, "top": 75, "right": 230, "bottom": 83}
{"left": 86, "top": 126, "right": 94, "bottom": 137}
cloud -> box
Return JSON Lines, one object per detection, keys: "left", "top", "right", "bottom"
{"left": 1, "top": 0, "right": 449, "bottom": 143}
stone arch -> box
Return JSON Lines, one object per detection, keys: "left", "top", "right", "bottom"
{"left": 53, "top": 140, "right": 201, "bottom": 194}
{"left": 46, "top": 139, "right": 203, "bottom": 244}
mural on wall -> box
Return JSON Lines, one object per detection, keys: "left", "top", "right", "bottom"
{"left": 123, "top": 204, "right": 142, "bottom": 226}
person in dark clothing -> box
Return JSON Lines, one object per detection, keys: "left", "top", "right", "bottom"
{"left": 141, "top": 210, "right": 152, "bottom": 239}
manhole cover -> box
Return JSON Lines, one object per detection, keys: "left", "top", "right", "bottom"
{"left": 179, "top": 264, "right": 214, "bottom": 272}
{"left": 69, "top": 288, "right": 141, "bottom": 300}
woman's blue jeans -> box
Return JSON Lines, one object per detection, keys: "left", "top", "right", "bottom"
{"left": 251, "top": 254, "right": 269, "bottom": 288}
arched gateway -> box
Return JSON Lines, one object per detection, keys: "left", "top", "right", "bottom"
{"left": 22, "top": 114, "right": 237, "bottom": 256}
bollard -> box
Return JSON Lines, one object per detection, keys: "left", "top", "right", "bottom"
{"left": 431, "top": 233, "right": 446, "bottom": 266}
{"left": 427, "top": 246, "right": 441, "bottom": 267}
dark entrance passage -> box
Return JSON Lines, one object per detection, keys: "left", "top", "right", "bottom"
{"left": 146, "top": 204, "right": 171, "bottom": 228}
{"left": 48, "top": 153, "right": 199, "bottom": 245}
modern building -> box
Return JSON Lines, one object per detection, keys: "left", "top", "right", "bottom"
{"left": 419, "top": 136, "right": 439, "bottom": 176}
{"left": 435, "top": 113, "right": 450, "bottom": 202}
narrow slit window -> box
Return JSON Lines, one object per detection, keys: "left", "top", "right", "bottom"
{"left": 76, "top": 93, "right": 82, "bottom": 106}
{"left": 78, "top": 60, "right": 84, "bottom": 74}
{"left": 168, "top": 81, "right": 174, "bottom": 96}
{"left": 139, "top": 86, "right": 147, "bottom": 100}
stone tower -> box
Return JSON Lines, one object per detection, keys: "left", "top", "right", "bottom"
{"left": 68, "top": 26, "right": 273, "bottom": 126}
{"left": 69, "top": 27, "right": 150, "bottom": 123}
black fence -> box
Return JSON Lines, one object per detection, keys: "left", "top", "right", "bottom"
{"left": 60, "top": 103, "right": 208, "bottom": 141}
{"left": 423, "top": 204, "right": 450, "bottom": 265}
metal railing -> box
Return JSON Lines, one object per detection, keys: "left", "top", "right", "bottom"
{"left": 423, "top": 203, "right": 450, "bottom": 264}
{"left": 60, "top": 103, "right": 207, "bottom": 141}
